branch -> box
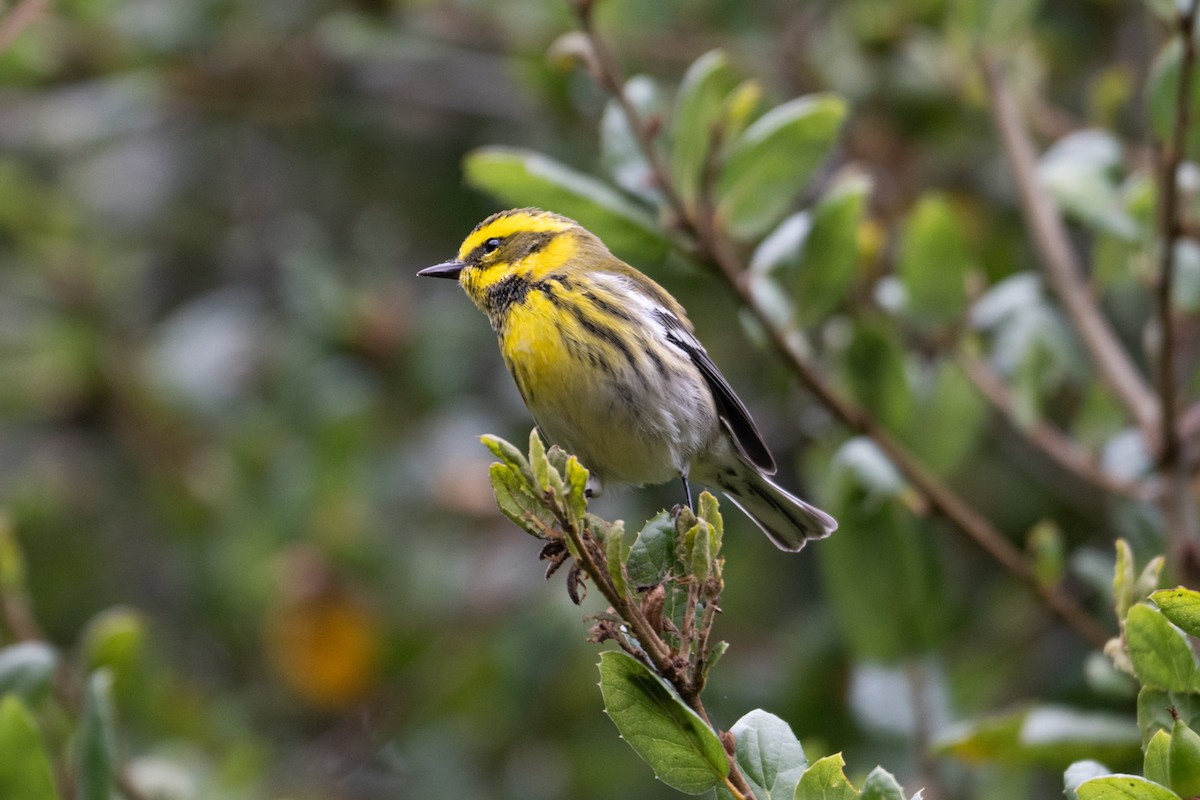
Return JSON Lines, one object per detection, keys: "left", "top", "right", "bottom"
{"left": 1154, "top": 0, "right": 1200, "bottom": 577}
{"left": 0, "top": 0, "right": 46, "bottom": 55}
{"left": 719, "top": 280, "right": 1112, "bottom": 648}
{"left": 980, "top": 54, "right": 1161, "bottom": 444}
{"left": 958, "top": 350, "right": 1155, "bottom": 501}
{"left": 530, "top": 459, "right": 753, "bottom": 796}
{"left": 570, "top": 6, "right": 1111, "bottom": 649}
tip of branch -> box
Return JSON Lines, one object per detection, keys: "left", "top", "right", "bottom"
{"left": 567, "top": 0, "right": 595, "bottom": 22}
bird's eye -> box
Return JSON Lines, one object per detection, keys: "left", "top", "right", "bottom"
{"left": 482, "top": 237, "right": 503, "bottom": 255}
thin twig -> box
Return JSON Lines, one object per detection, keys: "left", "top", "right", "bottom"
{"left": 904, "top": 660, "right": 945, "bottom": 800}
{"left": 560, "top": 515, "right": 755, "bottom": 795}
{"left": 571, "top": 7, "right": 1111, "bottom": 649}
{"left": 1154, "top": 0, "right": 1200, "bottom": 578}
{"left": 719, "top": 279, "right": 1112, "bottom": 648}
{"left": 980, "top": 54, "right": 1161, "bottom": 445}
{"left": 958, "top": 350, "right": 1154, "bottom": 500}
{"left": 575, "top": 6, "right": 691, "bottom": 225}
{"left": 0, "top": 0, "right": 47, "bottom": 55}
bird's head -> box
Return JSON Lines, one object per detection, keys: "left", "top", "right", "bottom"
{"left": 418, "top": 208, "right": 598, "bottom": 321}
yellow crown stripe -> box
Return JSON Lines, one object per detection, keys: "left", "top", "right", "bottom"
{"left": 457, "top": 208, "right": 576, "bottom": 261}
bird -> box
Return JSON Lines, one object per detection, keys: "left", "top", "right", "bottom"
{"left": 418, "top": 208, "right": 837, "bottom": 550}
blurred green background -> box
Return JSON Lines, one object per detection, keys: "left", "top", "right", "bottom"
{"left": 0, "top": 0, "right": 1166, "bottom": 797}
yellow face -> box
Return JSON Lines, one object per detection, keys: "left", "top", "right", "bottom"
{"left": 427, "top": 209, "right": 581, "bottom": 311}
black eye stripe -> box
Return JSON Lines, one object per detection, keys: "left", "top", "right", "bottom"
{"left": 467, "top": 230, "right": 559, "bottom": 265}
{"left": 466, "top": 237, "right": 505, "bottom": 264}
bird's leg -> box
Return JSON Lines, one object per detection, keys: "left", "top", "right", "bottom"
{"left": 585, "top": 474, "right": 604, "bottom": 499}
{"left": 680, "top": 470, "right": 694, "bottom": 511}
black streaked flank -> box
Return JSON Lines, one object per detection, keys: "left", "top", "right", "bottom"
{"left": 570, "top": 305, "right": 640, "bottom": 373}
{"left": 645, "top": 346, "right": 670, "bottom": 380}
{"left": 582, "top": 289, "right": 635, "bottom": 322}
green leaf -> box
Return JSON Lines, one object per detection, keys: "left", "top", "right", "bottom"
{"left": 671, "top": 49, "right": 738, "bottom": 212}
{"left": 1126, "top": 604, "right": 1200, "bottom": 693}
{"left": 897, "top": 193, "right": 974, "bottom": 331}
{"left": 828, "top": 438, "right": 906, "bottom": 503}
{"left": 0, "top": 514, "right": 27, "bottom": 593}
{"left": 1076, "top": 775, "right": 1181, "bottom": 800}
{"left": 1151, "top": 588, "right": 1200, "bottom": 638}
{"left": 949, "top": 0, "right": 1043, "bottom": 44}
{"left": 933, "top": 705, "right": 1142, "bottom": 768}
{"left": 900, "top": 359, "right": 986, "bottom": 475}
{"left": 1066, "top": 761, "right": 1114, "bottom": 800}
{"left": 971, "top": 273, "right": 1086, "bottom": 416}
{"left": 794, "top": 173, "right": 869, "bottom": 325}
{"left": 1141, "top": 0, "right": 1177, "bottom": 20}
{"left": 840, "top": 320, "right": 913, "bottom": 435}
{"left": 601, "top": 75, "right": 662, "bottom": 204}
{"left": 1135, "top": 557, "right": 1166, "bottom": 605}
{"left": 0, "top": 695, "right": 59, "bottom": 800}
{"left": 564, "top": 455, "right": 589, "bottom": 526}
{"left": 0, "top": 642, "right": 58, "bottom": 703}
{"left": 1171, "top": 241, "right": 1200, "bottom": 313}
{"left": 1027, "top": 520, "right": 1066, "bottom": 588}
{"left": 703, "top": 640, "right": 728, "bottom": 684}
{"left": 1138, "top": 688, "right": 1200, "bottom": 744}
{"left": 604, "top": 519, "right": 629, "bottom": 597}
{"left": 697, "top": 490, "right": 723, "bottom": 552}
{"left": 721, "top": 79, "right": 764, "bottom": 143}
{"left": 860, "top": 767, "right": 907, "bottom": 800}
{"left": 752, "top": 173, "right": 868, "bottom": 327}
{"left": 1169, "top": 718, "right": 1200, "bottom": 798}
{"left": 489, "top": 463, "right": 558, "bottom": 538}
{"left": 528, "top": 428, "right": 558, "bottom": 496}
{"left": 1037, "top": 130, "right": 1136, "bottom": 238}
{"left": 598, "top": 651, "right": 728, "bottom": 794}
{"left": 795, "top": 753, "right": 860, "bottom": 800}
{"left": 1115, "top": 539, "right": 1137, "bottom": 624}
{"left": 1145, "top": 729, "right": 1172, "bottom": 788}
{"left": 77, "top": 670, "right": 117, "bottom": 800}
{"left": 821, "top": 439, "right": 941, "bottom": 660}
{"left": 685, "top": 519, "right": 713, "bottom": 582}
{"left": 1148, "top": 40, "right": 1200, "bottom": 155}
{"left": 717, "top": 94, "right": 847, "bottom": 239}
{"left": 544, "top": 444, "right": 572, "bottom": 483}
{"left": 81, "top": 607, "right": 146, "bottom": 708}
{"left": 480, "top": 434, "right": 534, "bottom": 485}
{"left": 463, "top": 147, "right": 670, "bottom": 265}
{"left": 627, "top": 512, "right": 678, "bottom": 586}
{"left": 728, "top": 709, "right": 807, "bottom": 800}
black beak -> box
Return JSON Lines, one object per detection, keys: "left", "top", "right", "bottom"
{"left": 417, "top": 260, "right": 465, "bottom": 279}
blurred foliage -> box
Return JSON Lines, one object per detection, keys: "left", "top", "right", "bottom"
{"left": 0, "top": 0, "right": 1197, "bottom": 798}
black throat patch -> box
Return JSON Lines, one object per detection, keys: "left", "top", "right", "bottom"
{"left": 485, "top": 273, "right": 535, "bottom": 326}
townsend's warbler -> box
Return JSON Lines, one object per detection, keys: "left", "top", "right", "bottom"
{"left": 419, "top": 208, "right": 837, "bottom": 550}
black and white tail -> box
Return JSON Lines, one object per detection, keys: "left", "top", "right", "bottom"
{"left": 712, "top": 460, "right": 837, "bottom": 551}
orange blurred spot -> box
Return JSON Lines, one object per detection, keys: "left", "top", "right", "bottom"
{"left": 264, "top": 548, "right": 381, "bottom": 710}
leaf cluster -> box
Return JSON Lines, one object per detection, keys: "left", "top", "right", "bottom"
{"left": 1063, "top": 545, "right": 1200, "bottom": 800}
{"left": 483, "top": 431, "right": 921, "bottom": 800}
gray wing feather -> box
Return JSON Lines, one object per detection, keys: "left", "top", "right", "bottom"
{"left": 658, "top": 313, "right": 777, "bottom": 474}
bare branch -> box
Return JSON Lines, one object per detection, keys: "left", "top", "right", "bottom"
{"left": 0, "top": 0, "right": 47, "bottom": 56}
{"left": 980, "top": 54, "right": 1160, "bottom": 444}
{"left": 722, "top": 284, "right": 1112, "bottom": 648}
{"left": 958, "top": 350, "right": 1154, "bottom": 500}
{"left": 1154, "top": 0, "right": 1200, "bottom": 577}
